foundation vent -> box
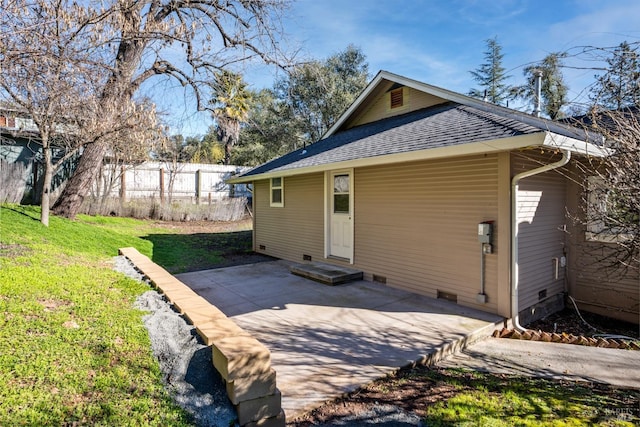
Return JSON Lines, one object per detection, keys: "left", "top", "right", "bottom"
{"left": 372, "top": 274, "right": 387, "bottom": 284}
{"left": 259, "top": 245, "right": 266, "bottom": 250}
{"left": 538, "top": 289, "right": 547, "bottom": 300}
{"left": 303, "top": 254, "right": 312, "bottom": 261}
{"left": 437, "top": 290, "right": 458, "bottom": 303}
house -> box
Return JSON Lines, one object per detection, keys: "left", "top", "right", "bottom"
{"left": 229, "top": 71, "right": 638, "bottom": 325}
{"left": 0, "top": 109, "right": 80, "bottom": 203}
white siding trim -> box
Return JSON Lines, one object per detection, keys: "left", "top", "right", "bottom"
{"left": 324, "top": 169, "right": 354, "bottom": 263}
{"left": 229, "top": 132, "right": 607, "bottom": 185}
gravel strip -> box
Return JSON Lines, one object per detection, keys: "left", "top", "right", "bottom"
{"left": 113, "top": 255, "right": 236, "bottom": 427}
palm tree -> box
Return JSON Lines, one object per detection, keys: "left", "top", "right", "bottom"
{"left": 210, "top": 70, "right": 252, "bottom": 165}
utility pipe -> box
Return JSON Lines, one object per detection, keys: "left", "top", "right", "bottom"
{"left": 511, "top": 149, "right": 571, "bottom": 331}
{"left": 533, "top": 70, "right": 543, "bottom": 118}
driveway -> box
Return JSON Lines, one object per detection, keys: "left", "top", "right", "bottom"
{"left": 176, "top": 260, "right": 502, "bottom": 418}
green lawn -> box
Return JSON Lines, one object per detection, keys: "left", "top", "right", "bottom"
{"left": 296, "top": 366, "right": 639, "bottom": 426}
{"left": 0, "top": 205, "right": 192, "bottom": 425}
{"left": 421, "top": 368, "right": 639, "bottom": 426}
{"left": 2, "top": 204, "right": 638, "bottom": 426}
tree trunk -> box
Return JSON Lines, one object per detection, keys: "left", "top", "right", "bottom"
{"left": 224, "top": 142, "right": 232, "bottom": 165}
{"left": 40, "top": 146, "right": 53, "bottom": 226}
{"left": 52, "top": 140, "right": 108, "bottom": 219}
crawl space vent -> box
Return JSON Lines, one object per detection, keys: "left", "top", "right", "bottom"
{"left": 437, "top": 290, "right": 457, "bottom": 303}
{"left": 372, "top": 274, "right": 387, "bottom": 284}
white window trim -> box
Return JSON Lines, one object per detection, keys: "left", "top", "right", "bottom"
{"left": 270, "top": 177, "right": 284, "bottom": 207}
{"left": 586, "top": 176, "right": 634, "bottom": 243}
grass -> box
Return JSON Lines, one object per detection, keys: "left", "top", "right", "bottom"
{"left": 421, "top": 368, "right": 639, "bottom": 426}
{"left": 78, "top": 213, "right": 253, "bottom": 274}
{"left": 295, "top": 348, "right": 639, "bottom": 426}
{"left": 3, "top": 204, "right": 638, "bottom": 426}
{"left": 144, "top": 230, "right": 253, "bottom": 273}
{"left": 0, "top": 205, "right": 194, "bottom": 425}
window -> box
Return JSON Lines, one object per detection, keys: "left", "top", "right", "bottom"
{"left": 333, "top": 174, "right": 350, "bottom": 213}
{"left": 586, "top": 176, "right": 636, "bottom": 242}
{"left": 270, "top": 177, "right": 284, "bottom": 207}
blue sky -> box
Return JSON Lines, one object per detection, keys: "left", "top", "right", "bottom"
{"left": 160, "top": 0, "right": 640, "bottom": 137}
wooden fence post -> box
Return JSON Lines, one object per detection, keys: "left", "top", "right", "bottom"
{"left": 120, "top": 165, "right": 126, "bottom": 203}
{"left": 196, "top": 169, "right": 202, "bottom": 204}
{"left": 159, "top": 168, "right": 165, "bottom": 204}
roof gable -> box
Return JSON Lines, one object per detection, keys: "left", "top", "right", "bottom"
{"left": 240, "top": 102, "right": 542, "bottom": 178}
{"left": 230, "top": 71, "right": 606, "bottom": 183}
{"left": 325, "top": 70, "right": 603, "bottom": 142}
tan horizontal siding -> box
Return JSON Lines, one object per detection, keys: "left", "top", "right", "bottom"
{"left": 564, "top": 171, "right": 639, "bottom": 324}
{"left": 350, "top": 87, "right": 444, "bottom": 128}
{"left": 353, "top": 154, "right": 500, "bottom": 312}
{"left": 254, "top": 173, "right": 324, "bottom": 262}
{"left": 513, "top": 152, "right": 568, "bottom": 311}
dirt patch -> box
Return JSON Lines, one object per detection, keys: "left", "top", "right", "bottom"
{"left": 37, "top": 298, "right": 73, "bottom": 312}
{"left": 0, "top": 243, "right": 30, "bottom": 259}
{"left": 289, "top": 368, "right": 472, "bottom": 425}
{"left": 143, "top": 218, "right": 273, "bottom": 273}
{"left": 290, "top": 366, "right": 639, "bottom": 426}
{"left": 527, "top": 306, "right": 639, "bottom": 339}
{"left": 150, "top": 218, "right": 253, "bottom": 234}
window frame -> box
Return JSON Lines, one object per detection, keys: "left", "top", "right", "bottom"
{"left": 270, "top": 177, "right": 284, "bottom": 207}
{"left": 332, "top": 173, "right": 350, "bottom": 214}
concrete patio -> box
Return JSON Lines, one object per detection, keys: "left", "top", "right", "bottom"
{"left": 176, "top": 260, "right": 502, "bottom": 418}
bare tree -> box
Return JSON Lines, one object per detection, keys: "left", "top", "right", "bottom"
{"left": 91, "top": 101, "right": 158, "bottom": 213}
{"left": 0, "top": 0, "right": 293, "bottom": 219}
{"left": 0, "top": 2, "right": 104, "bottom": 225}
{"left": 154, "top": 134, "right": 194, "bottom": 205}
{"left": 1, "top": 1, "right": 171, "bottom": 225}
{"left": 572, "top": 109, "right": 639, "bottom": 273}
{"left": 589, "top": 41, "right": 640, "bottom": 110}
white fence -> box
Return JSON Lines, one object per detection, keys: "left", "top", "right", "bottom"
{"left": 99, "top": 162, "right": 250, "bottom": 203}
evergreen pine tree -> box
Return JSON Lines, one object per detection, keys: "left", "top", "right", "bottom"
{"left": 590, "top": 41, "right": 640, "bottom": 110}
{"left": 469, "top": 37, "right": 513, "bottom": 106}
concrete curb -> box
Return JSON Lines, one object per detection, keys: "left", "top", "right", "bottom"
{"left": 119, "top": 247, "right": 285, "bottom": 427}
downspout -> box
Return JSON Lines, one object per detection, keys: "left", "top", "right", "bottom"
{"left": 511, "top": 148, "right": 571, "bottom": 331}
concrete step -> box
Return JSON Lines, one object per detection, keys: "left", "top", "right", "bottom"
{"left": 290, "top": 262, "right": 363, "bottom": 285}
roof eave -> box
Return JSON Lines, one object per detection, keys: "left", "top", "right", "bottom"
{"left": 541, "top": 133, "right": 610, "bottom": 157}
{"left": 227, "top": 133, "right": 547, "bottom": 183}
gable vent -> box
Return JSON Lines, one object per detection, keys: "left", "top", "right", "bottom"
{"left": 390, "top": 88, "right": 404, "bottom": 109}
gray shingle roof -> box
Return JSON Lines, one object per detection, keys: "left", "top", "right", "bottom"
{"left": 241, "top": 102, "right": 546, "bottom": 178}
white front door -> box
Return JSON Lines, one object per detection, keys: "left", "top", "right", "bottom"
{"left": 328, "top": 170, "right": 353, "bottom": 261}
